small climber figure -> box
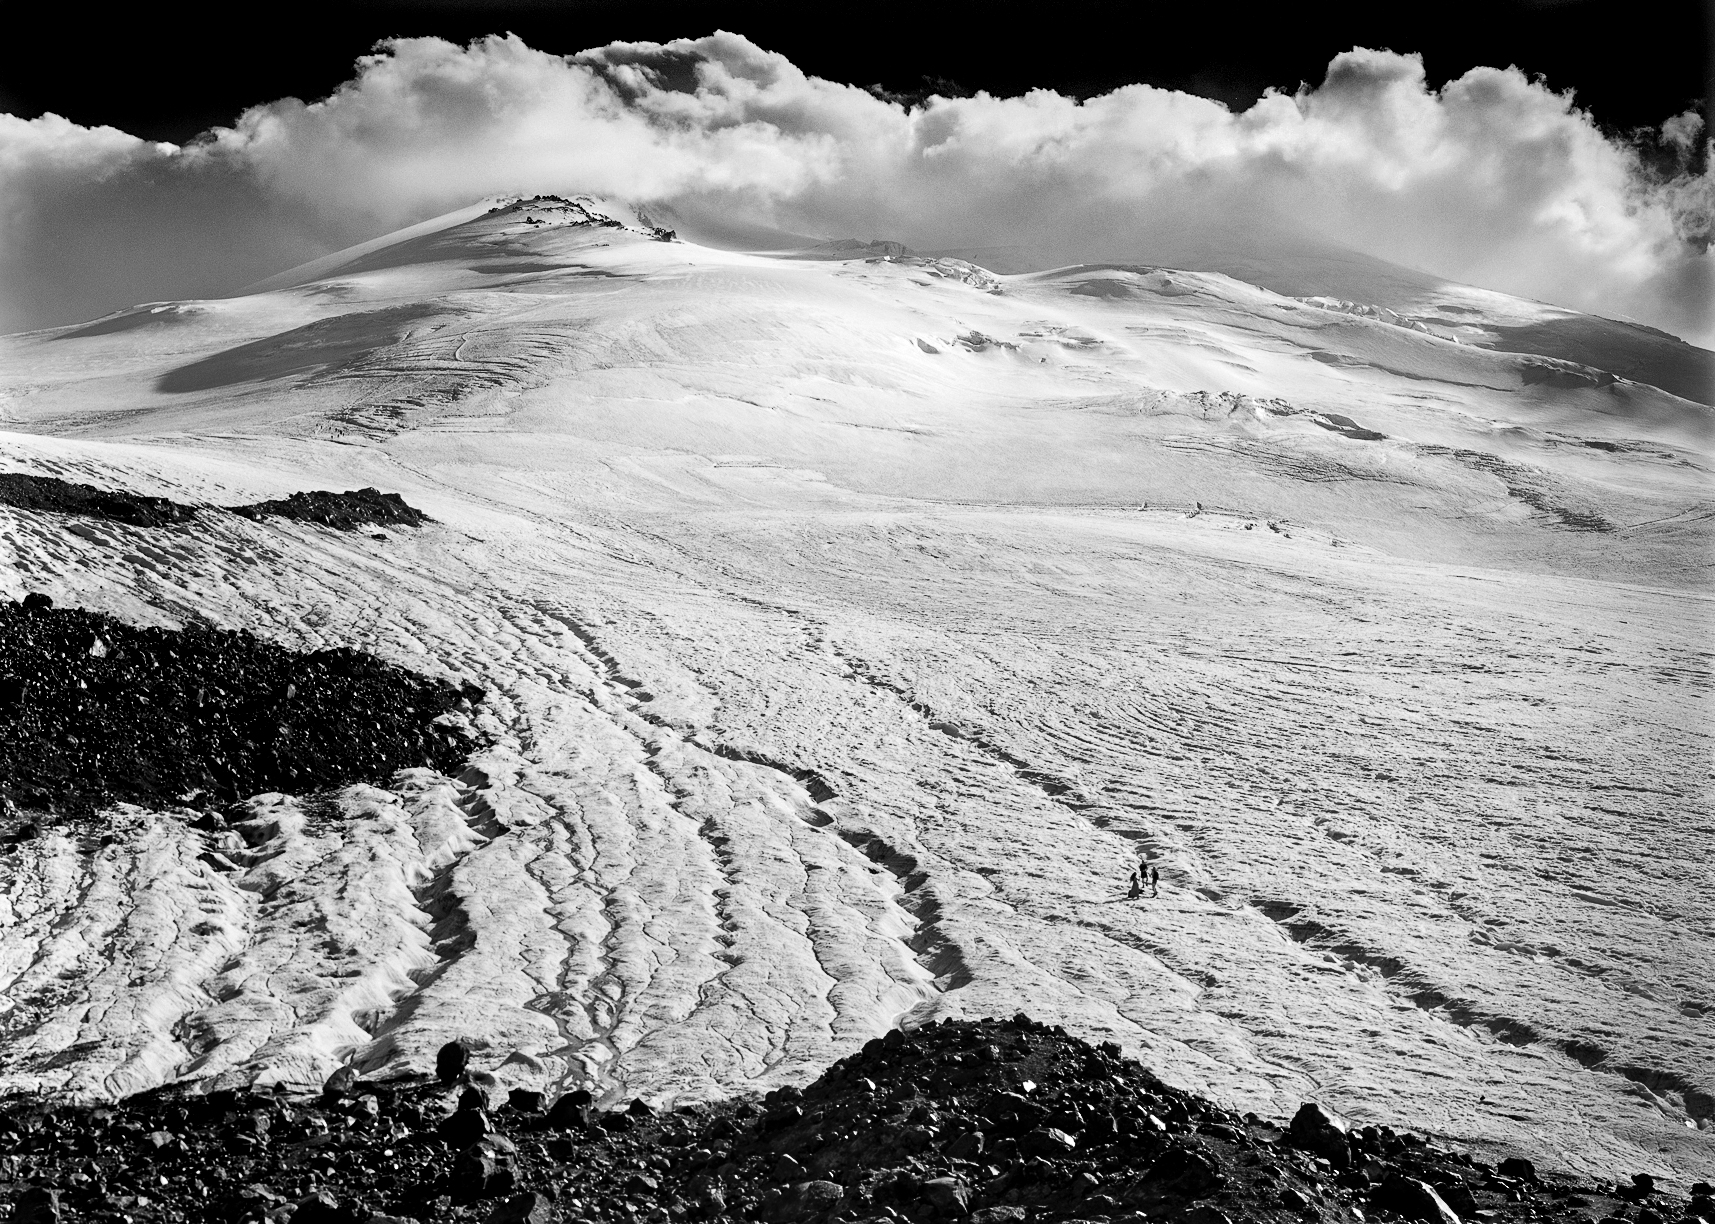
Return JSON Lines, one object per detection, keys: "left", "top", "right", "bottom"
{"left": 1127, "top": 867, "right": 1143, "bottom": 899}
{"left": 1148, "top": 862, "right": 1161, "bottom": 897}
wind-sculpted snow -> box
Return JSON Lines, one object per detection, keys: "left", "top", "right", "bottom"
{"left": 0, "top": 207, "right": 1708, "bottom": 1184}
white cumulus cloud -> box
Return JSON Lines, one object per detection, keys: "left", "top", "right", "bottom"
{"left": 1, "top": 32, "right": 1709, "bottom": 346}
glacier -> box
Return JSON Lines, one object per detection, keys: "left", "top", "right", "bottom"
{"left": 0, "top": 196, "right": 1708, "bottom": 1183}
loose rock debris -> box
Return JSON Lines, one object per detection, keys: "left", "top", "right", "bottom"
{"left": 228, "top": 488, "right": 430, "bottom": 532}
{"left": 0, "top": 472, "right": 430, "bottom": 532}
{"left": 1, "top": 1017, "right": 1706, "bottom": 1224}
{"left": 0, "top": 473, "right": 199, "bottom": 529}
{"left": 0, "top": 598, "right": 484, "bottom": 820}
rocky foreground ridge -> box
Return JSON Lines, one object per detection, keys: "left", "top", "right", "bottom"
{"left": 2, "top": 1018, "right": 1708, "bottom": 1224}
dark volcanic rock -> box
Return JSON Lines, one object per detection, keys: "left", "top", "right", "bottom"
{"left": 0, "top": 599, "right": 484, "bottom": 818}
{"left": 0, "top": 468, "right": 433, "bottom": 535}
{"left": 11, "top": 1187, "right": 62, "bottom": 1224}
{"left": 294, "top": 1190, "right": 361, "bottom": 1224}
{"left": 1150, "top": 1143, "right": 1223, "bottom": 1194}
{"left": 1291, "top": 1099, "right": 1353, "bottom": 1166}
{"left": 774, "top": 1179, "right": 843, "bottom": 1220}
{"left": 546, "top": 1087, "right": 593, "bottom": 1130}
{"left": 232, "top": 486, "right": 431, "bottom": 531}
{"left": 1022, "top": 1125, "right": 1077, "bottom": 1157}
{"left": 0, "top": 1016, "right": 1698, "bottom": 1224}
{"left": 1499, "top": 1155, "right": 1538, "bottom": 1182}
{"left": 1376, "top": 1172, "right": 1464, "bottom": 1224}
{"left": 921, "top": 1176, "right": 971, "bottom": 1214}
{"left": 455, "top": 1135, "right": 520, "bottom": 1201}
{"left": 489, "top": 1191, "right": 557, "bottom": 1224}
{"left": 438, "top": 1038, "right": 474, "bottom": 1083}
{"left": 440, "top": 1106, "right": 494, "bottom": 1148}
{"left": 0, "top": 472, "right": 198, "bottom": 527}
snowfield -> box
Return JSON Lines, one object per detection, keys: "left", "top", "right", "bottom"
{"left": 0, "top": 198, "right": 1709, "bottom": 1182}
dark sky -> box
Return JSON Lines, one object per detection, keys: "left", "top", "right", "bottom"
{"left": 1, "top": 0, "right": 1707, "bottom": 144}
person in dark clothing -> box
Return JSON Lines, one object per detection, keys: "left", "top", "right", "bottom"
{"left": 1148, "top": 863, "right": 1161, "bottom": 897}
{"left": 1127, "top": 867, "right": 1143, "bottom": 899}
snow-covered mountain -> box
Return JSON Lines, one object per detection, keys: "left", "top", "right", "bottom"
{"left": 1, "top": 197, "right": 1709, "bottom": 1182}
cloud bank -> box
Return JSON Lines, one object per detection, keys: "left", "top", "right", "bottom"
{"left": 2, "top": 32, "right": 1710, "bottom": 345}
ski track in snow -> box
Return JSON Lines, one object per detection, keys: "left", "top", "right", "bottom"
{"left": 0, "top": 207, "right": 1709, "bottom": 1180}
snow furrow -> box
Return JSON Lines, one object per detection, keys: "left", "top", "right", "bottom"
{"left": 0, "top": 818, "right": 250, "bottom": 1100}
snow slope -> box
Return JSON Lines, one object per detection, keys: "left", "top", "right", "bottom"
{"left": 0, "top": 198, "right": 1710, "bottom": 1182}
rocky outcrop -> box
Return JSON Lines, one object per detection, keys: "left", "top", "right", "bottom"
{"left": 230, "top": 488, "right": 431, "bottom": 532}
{"left": 0, "top": 471, "right": 432, "bottom": 533}
{"left": 0, "top": 472, "right": 198, "bottom": 528}
{"left": 0, "top": 598, "right": 483, "bottom": 819}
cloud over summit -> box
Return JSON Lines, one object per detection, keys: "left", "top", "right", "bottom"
{"left": 2, "top": 32, "right": 1709, "bottom": 345}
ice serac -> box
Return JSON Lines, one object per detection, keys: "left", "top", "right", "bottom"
{"left": 0, "top": 199, "right": 1708, "bottom": 1183}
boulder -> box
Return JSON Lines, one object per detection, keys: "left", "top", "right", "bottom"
{"left": 233, "top": 1184, "right": 283, "bottom": 1211}
{"left": 488, "top": 1193, "right": 557, "bottom": 1224}
{"left": 546, "top": 1089, "right": 593, "bottom": 1130}
{"left": 946, "top": 1129, "right": 986, "bottom": 1161}
{"left": 1144, "top": 1145, "right": 1222, "bottom": 1196}
{"left": 1374, "top": 1174, "right": 1462, "bottom": 1224}
{"left": 437, "top": 1039, "right": 473, "bottom": 1083}
{"left": 921, "top": 1177, "right": 971, "bottom": 1215}
{"left": 1438, "top": 1181, "right": 1480, "bottom": 1217}
{"left": 293, "top": 1191, "right": 359, "bottom": 1224}
{"left": 1047, "top": 1106, "right": 1085, "bottom": 1134}
{"left": 696, "top": 1184, "right": 728, "bottom": 1217}
{"left": 453, "top": 1134, "right": 520, "bottom": 1201}
{"left": 1497, "top": 1157, "right": 1536, "bottom": 1183}
{"left": 438, "top": 1107, "right": 493, "bottom": 1149}
{"left": 774, "top": 1180, "right": 844, "bottom": 1220}
{"left": 1021, "top": 1127, "right": 1077, "bottom": 1157}
{"left": 12, "top": 1187, "right": 62, "bottom": 1224}
{"left": 322, "top": 1066, "right": 360, "bottom": 1098}
{"left": 1289, "top": 1101, "right": 1351, "bottom": 1166}
{"left": 900, "top": 1124, "right": 937, "bottom": 1152}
